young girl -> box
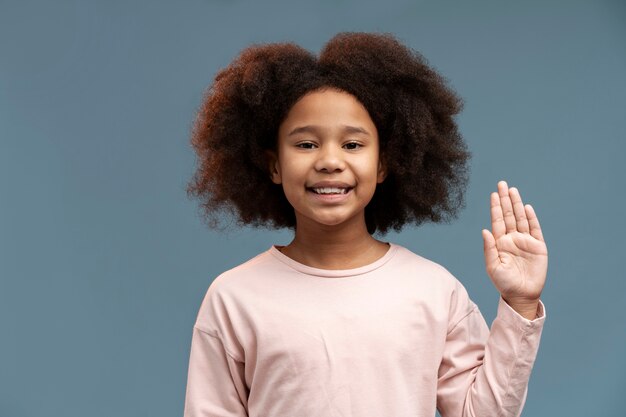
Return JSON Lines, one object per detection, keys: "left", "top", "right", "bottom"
{"left": 183, "top": 32, "right": 548, "bottom": 417}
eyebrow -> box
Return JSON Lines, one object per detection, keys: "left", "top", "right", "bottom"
{"left": 287, "top": 125, "right": 371, "bottom": 137}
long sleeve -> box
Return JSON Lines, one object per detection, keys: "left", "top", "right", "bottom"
{"left": 183, "top": 326, "right": 249, "bottom": 417}
{"left": 437, "top": 289, "right": 546, "bottom": 417}
{"left": 183, "top": 244, "right": 546, "bottom": 417}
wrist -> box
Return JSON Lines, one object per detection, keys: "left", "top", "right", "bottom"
{"left": 502, "top": 297, "right": 540, "bottom": 320}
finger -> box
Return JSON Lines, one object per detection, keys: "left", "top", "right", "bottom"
{"left": 498, "top": 181, "right": 517, "bottom": 233}
{"left": 482, "top": 229, "right": 500, "bottom": 274}
{"left": 509, "top": 187, "right": 530, "bottom": 233}
{"left": 525, "top": 204, "right": 545, "bottom": 242}
{"left": 490, "top": 192, "right": 506, "bottom": 240}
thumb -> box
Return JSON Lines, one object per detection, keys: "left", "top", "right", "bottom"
{"left": 482, "top": 229, "right": 499, "bottom": 274}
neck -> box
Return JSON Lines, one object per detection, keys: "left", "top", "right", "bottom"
{"left": 281, "top": 213, "right": 389, "bottom": 269}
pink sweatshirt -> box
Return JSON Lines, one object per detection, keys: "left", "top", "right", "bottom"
{"left": 183, "top": 243, "right": 545, "bottom": 417}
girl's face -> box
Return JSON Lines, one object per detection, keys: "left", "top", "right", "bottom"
{"left": 268, "top": 88, "right": 386, "bottom": 231}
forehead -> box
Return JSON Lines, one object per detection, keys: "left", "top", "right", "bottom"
{"left": 278, "top": 89, "right": 377, "bottom": 136}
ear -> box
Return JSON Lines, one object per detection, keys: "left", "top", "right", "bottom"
{"left": 376, "top": 158, "right": 387, "bottom": 183}
{"left": 265, "top": 150, "right": 282, "bottom": 184}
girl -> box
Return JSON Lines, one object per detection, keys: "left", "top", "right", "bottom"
{"left": 183, "top": 32, "right": 548, "bottom": 417}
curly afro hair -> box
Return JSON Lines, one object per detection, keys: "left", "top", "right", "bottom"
{"left": 186, "top": 31, "right": 471, "bottom": 235}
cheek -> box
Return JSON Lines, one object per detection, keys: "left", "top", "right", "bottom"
{"left": 280, "top": 156, "right": 308, "bottom": 180}
{"left": 280, "top": 185, "right": 306, "bottom": 214}
{"left": 278, "top": 163, "right": 305, "bottom": 200}
{"left": 358, "top": 158, "right": 382, "bottom": 182}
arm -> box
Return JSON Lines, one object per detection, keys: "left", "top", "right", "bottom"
{"left": 437, "top": 290, "right": 545, "bottom": 417}
{"left": 438, "top": 181, "right": 548, "bottom": 416}
{"left": 183, "top": 326, "right": 249, "bottom": 417}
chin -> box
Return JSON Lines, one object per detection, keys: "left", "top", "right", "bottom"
{"left": 314, "top": 214, "right": 363, "bottom": 228}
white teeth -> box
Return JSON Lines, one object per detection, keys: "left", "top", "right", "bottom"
{"left": 312, "top": 187, "right": 348, "bottom": 194}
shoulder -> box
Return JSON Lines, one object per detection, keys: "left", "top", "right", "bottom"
{"left": 210, "top": 248, "right": 277, "bottom": 289}
{"left": 388, "top": 243, "right": 477, "bottom": 323}
{"left": 389, "top": 243, "right": 462, "bottom": 288}
{"left": 194, "top": 248, "right": 278, "bottom": 331}
{"left": 202, "top": 246, "right": 292, "bottom": 305}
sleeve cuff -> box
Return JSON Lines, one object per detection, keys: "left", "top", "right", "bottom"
{"left": 497, "top": 296, "right": 546, "bottom": 331}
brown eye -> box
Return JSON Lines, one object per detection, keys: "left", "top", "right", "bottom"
{"left": 343, "top": 142, "right": 362, "bottom": 150}
{"left": 296, "top": 142, "right": 316, "bottom": 149}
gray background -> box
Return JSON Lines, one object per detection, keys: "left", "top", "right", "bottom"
{"left": 1, "top": 0, "right": 625, "bottom": 416}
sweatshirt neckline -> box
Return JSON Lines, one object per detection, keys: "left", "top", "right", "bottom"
{"left": 268, "top": 242, "right": 399, "bottom": 278}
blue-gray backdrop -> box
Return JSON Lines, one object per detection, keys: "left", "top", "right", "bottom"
{"left": 1, "top": 0, "right": 625, "bottom": 416}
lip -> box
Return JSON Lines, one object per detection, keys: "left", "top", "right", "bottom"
{"left": 305, "top": 180, "right": 355, "bottom": 203}
{"left": 307, "top": 181, "right": 354, "bottom": 189}
{"left": 307, "top": 187, "right": 352, "bottom": 203}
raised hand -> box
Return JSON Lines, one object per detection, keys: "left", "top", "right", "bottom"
{"left": 481, "top": 181, "right": 548, "bottom": 319}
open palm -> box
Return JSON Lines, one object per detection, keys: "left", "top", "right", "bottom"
{"left": 482, "top": 181, "right": 548, "bottom": 302}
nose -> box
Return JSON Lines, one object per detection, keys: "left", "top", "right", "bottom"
{"left": 314, "top": 144, "right": 346, "bottom": 172}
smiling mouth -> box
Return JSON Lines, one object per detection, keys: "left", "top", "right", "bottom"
{"left": 307, "top": 186, "right": 353, "bottom": 195}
